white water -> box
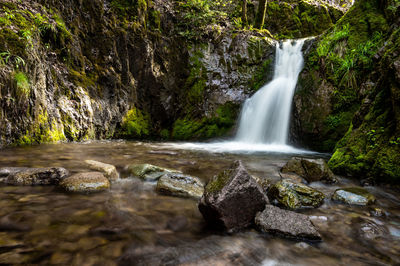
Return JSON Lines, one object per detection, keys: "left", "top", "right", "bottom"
{"left": 235, "top": 39, "right": 305, "bottom": 144}
{"left": 164, "top": 39, "right": 311, "bottom": 154}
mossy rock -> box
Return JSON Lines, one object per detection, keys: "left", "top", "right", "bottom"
{"left": 127, "top": 163, "right": 180, "bottom": 181}
{"left": 59, "top": 172, "right": 110, "bottom": 193}
{"left": 332, "top": 187, "right": 376, "bottom": 206}
{"left": 268, "top": 179, "right": 325, "bottom": 210}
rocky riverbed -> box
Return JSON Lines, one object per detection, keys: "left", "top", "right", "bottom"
{"left": 0, "top": 141, "right": 399, "bottom": 265}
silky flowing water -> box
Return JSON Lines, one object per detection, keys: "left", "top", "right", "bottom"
{"left": 0, "top": 141, "right": 399, "bottom": 265}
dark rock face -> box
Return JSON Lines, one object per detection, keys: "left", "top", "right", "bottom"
{"left": 156, "top": 173, "right": 204, "bottom": 199}
{"left": 281, "top": 157, "right": 337, "bottom": 183}
{"left": 59, "top": 172, "right": 110, "bottom": 193}
{"left": 198, "top": 161, "right": 268, "bottom": 232}
{"left": 255, "top": 205, "right": 321, "bottom": 241}
{"left": 267, "top": 179, "right": 325, "bottom": 209}
{"left": 3, "top": 167, "right": 69, "bottom": 186}
{"left": 332, "top": 187, "right": 376, "bottom": 206}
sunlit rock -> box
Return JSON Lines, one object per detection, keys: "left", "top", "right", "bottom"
{"left": 156, "top": 173, "right": 204, "bottom": 199}
{"left": 59, "top": 172, "right": 110, "bottom": 193}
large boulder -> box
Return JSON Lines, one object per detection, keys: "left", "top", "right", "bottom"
{"left": 267, "top": 179, "right": 325, "bottom": 210}
{"left": 156, "top": 173, "right": 204, "bottom": 200}
{"left": 84, "top": 160, "right": 119, "bottom": 181}
{"left": 255, "top": 205, "right": 321, "bottom": 241}
{"left": 59, "top": 172, "right": 110, "bottom": 193}
{"left": 3, "top": 167, "right": 69, "bottom": 186}
{"left": 198, "top": 161, "right": 268, "bottom": 232}
{"left": 281, "top": 157, "right": 337, "bottom": 183}
{"left": 332, "top": 187, "right": 376, "bottom": 206}
{"left": 127, "top": 163, "right": 180, "bottom": 181}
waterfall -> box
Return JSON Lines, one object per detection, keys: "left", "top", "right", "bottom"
{"left": 235, "top": 39, "right": 305, "bottom": 145}
{"left": 163, "top": 39, "right": 311, "bottom": 154}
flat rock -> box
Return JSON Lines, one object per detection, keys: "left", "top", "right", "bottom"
{"left": 267, "top": 179, "right": 325, "bottom": 210}
{"left": 4, "top": 167, "right": 69, "bottom": 186}
{"left": 255, "top": 205, "right": 321, "bottom": 241}
{"left": 332, "top": 187, "right": 376, "bottom": 206}
{"left": 282, "top": 157, "right": 337, "bottom": 183}
{"left": 156, "top": 173, "right": 204, "bottom": 199}
{"left": 84, "top": 160, "right": 119, "bottom": 181}
{"left": 198, "top": 160, "right": 268, "bottom": 232}
{"left": 59, "top": 172, "right": 110, "bottom": 193}
{"left": 127, "top": 163, "right": 180, "bottom": 181}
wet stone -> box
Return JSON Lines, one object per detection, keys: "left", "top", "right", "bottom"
{"left": 4, "top": 167, "right": 69, "bottom": 186}
{"left": 127, "top": 163, "right": 180, "bottom": 181}
{"left": 59, "top": 172, "right": 110, "bottom": 193}
{"left": 267, "top": 179, "right": 325, "bottom": 210}
{"left": 282, "top": 157, "right": 337, "bottom": 183}
{"left": 332, "top": 187, "right": 376, "bottom": 206}
{"left": 198, "top": 160, "right": 268, "bottom": 232}
{"left": 85, "top": 160, "right": 119, "bottom": 181}
{"left": 255, "top": 205, "right": 321, "bottom": 241}
{"left": 156, "top": 173, "right": 204, "bottom": 199}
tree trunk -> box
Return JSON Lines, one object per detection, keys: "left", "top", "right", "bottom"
{"left": 242, "top": 0, "right": 248, "bottom": 27}
{"left": 255, "top": 0, "right": 267, "bottom": 29}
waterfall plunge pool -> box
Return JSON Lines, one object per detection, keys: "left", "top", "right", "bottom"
{"left": 0, "top": 141, "right": 399, "bottom": 265}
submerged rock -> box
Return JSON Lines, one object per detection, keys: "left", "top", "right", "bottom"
{"left": 267, "top": 179, "right": 325, "bottom": 209}
{"left": 84, "top": 160, "right": 119, "bottom": 181}
{"left": 198, "top": 161, "right": 268, "bottom": 232}
{"left": 156, "top": 173, "right": 204, "bottom": 199}
{"left": 4, "top": 167, "right": 69, "bottom": 186}
{"left": 255, "top": 205, "right": 321, "bottom": 241}
{"left": 281, "top": 157, "right": 337, "bottom": 183}
{"left": 59, "top": 172, "right": 110, "bottom": 193}
{"left": 127, "top": 163, "right": 180, "bottom": 181}
{"left": 332, "top": 187, "right": 376, "bottom": 206}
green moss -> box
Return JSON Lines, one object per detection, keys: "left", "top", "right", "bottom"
{"left": 263, "top": 0, "right": 341, "bottom": 39}
{"left": 15, "top": 110, "right": 66, "bottom": 146}
{"left": 13, "top": 71, "right": 30, "bottom": 99}
{"left": 119, "top": 107, "right": 150, "bottom": 139}
{"left": 172, "top": 102, "right": 239, "bottom": 140}
{"left": 206, "top": 169, "right": 232, "bottom": 194}
{"left": 250, "top": 58, "right": 272, "bottom": 91}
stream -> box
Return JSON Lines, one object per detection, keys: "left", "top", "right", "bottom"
{"left": 0, "top": 141, "right": 399, "bottom": 265}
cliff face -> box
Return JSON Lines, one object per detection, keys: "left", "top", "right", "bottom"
{"left": 0, "top": 0, "right": 342, "bottom": 145}
{"left": 293, "top": 0, "right": 400, "bottom": 182}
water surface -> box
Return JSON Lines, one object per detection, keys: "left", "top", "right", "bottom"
{"left": 0, "top": 141, "right": 399, "bottom": 265}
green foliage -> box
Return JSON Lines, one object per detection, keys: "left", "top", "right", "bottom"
{"left": 172, "top": 102, "right": 239, "bottom": 140}
{"left": 120, "top": 107, "right": 151, "bottom": 139}
{"left": 0, "top": 51, "right": 25, "bottom": 68}
{"left": 13, "top": 71, "right": 30, "bottom": 98}
{"left": 176, "top": 0, "right": 230, "bottom": 39}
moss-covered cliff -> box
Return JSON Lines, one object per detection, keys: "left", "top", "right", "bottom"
{"left": 293, "top": 0, "right": 400, "bottom": 183}
{"left": 0, "top": 0, "right": 343, "bottom": 146}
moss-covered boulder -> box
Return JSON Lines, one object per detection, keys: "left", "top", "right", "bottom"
{"left": 332, "top": 187, "right": 376, "bottom": 205}
{"left": 198, "top": 161, "right": 268, "bottom": 232}
{"left": 268, "top": 179, "right": 325, "bottom": 209}
{"left": 156, "top": 173, "right": 204, "bottom": 200}
{"left": 4, "top": 167, "right": 69, "bottom": 186}
{"left": 282, "top": 157, "right": 337, "bottom": 183}
{"left": 59, "top": 172, "right": 110, "bottom": 193}
{"left": 127, "top": 163, "right": 180, "bottom": 181}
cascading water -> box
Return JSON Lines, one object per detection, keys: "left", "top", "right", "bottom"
{"left": 164, "top": 39, "right": 311, "bottom": 154}
{"left": 235, "top": 39, "right": 305, "bottom": 144}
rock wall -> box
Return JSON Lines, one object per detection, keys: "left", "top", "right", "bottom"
{"left": 292, "top": 0, "right": 400, "bottom": 182}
